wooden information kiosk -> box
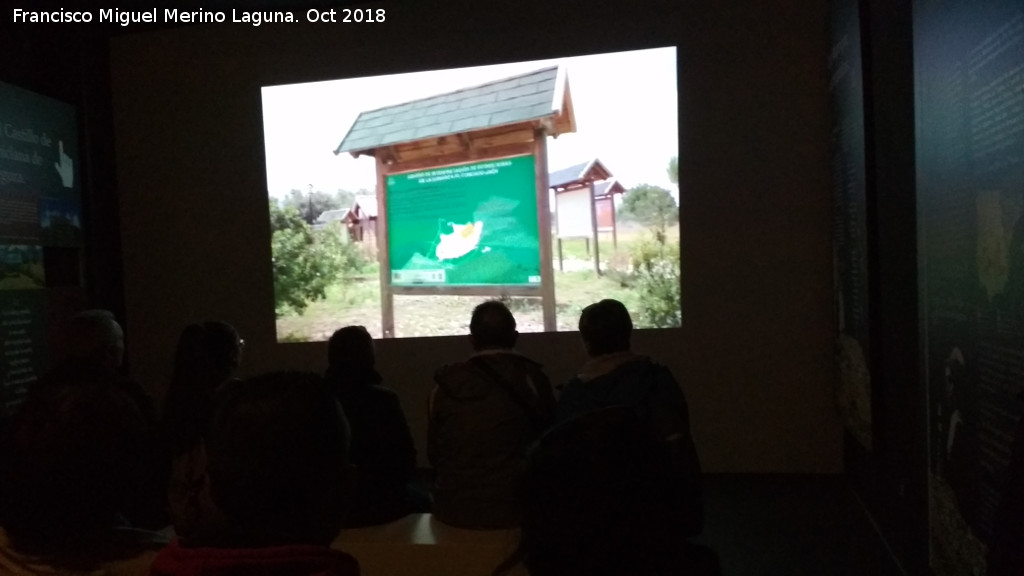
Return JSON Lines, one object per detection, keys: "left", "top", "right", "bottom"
{"left": 335, "top": 66, "right": 576, "bottom": 337}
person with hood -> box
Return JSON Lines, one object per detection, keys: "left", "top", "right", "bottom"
{"left": 325, "top": 325, "right": 419, "bottom": 527}
{"left": 556, "top": 299, "right": 704, "bottom": 537}
{"left": 429, "top": 300, "right": 556, "bottom": 529}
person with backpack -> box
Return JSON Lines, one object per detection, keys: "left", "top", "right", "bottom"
{"left": 428, "top": 300, "right": 556, "bottom": 529}
{"left": 556, "top": 299, "right": 705, "bottom": 537}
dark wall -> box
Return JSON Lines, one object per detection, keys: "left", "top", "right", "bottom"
{"left": 109, "top": 0, "right": 840, "bottom": 473}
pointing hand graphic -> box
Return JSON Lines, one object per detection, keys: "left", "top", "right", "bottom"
{"left": 54, "top": 140, "right": 73, "bottom": 188}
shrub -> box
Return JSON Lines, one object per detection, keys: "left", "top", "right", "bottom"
{"left": 270, "top": 203, "right": 366, "bottom": 317}
{"left": 630, "top": 226, "right": 681, "bottom": 328}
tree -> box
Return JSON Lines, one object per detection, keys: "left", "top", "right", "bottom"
{"left": 668, "top": 156, "right": 678, "bottom": 184}
{"left": 270, "top": 202, "right": 357, "bottom": 317}
{"left": 619, "top": 184, "right": 679, "bottom": 227}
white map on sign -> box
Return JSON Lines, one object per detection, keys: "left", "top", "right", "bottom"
{"left": 436, "top": 221, "right": 484, "bottom": 260}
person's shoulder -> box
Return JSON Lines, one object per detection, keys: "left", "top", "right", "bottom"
{"left": 366, "top": 382, "right": 402, "bottom": 405}
{"left": 617, "top": 356, "right": 675, "bottom": 379}
{"left": 433, "top": 360, "right": 489, "bottom": 399}
{"left": 434, "top": 359, "right": 473, "bottom": 381}
{"left": 485, "top": 350, "right": 546, "bottom": 373}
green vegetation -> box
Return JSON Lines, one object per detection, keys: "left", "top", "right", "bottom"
{"left": 630, "top": 225, "right": 681, "bottom": 328}
{"left": 618, "top": 184, "right": 678, "bottom": 228}
{"left": 270, "top": 202, "right": 368, "bottom": 318}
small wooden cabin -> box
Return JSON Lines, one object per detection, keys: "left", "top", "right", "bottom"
{"left": 350, "top": 194, "right": 378, "bottom": 251}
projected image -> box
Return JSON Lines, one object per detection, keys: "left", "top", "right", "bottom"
{"left": 263, "top": 47, "right": 679, "bottom": 341}
{"left": 0, "top": 245, "right": 44, "bottom": 290}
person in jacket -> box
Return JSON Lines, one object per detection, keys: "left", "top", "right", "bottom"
{"left": 556, "top": 299, "right": 704, "bottom": 537}
{"left": 149, "top": 371, "right": 360, "bottom": 576}
{"left": 326, "top": 325, "right": 420, "bottom": 526}
{"left": 494, "top": 406, "right": 720, "bottom": 576}
{"left": 429, "top": 300, "right": 556, "bottom": 529}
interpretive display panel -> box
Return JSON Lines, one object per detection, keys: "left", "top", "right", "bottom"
{"left": 0, "top": 80, "right": 81, "bottom": 416}
{"left": 386, "top": 156, "right": 541, "bottom": 287}
{"left": 555, "top": 187, "right": 594, "bottom": 239}
{"left": 0, "top": 81, "right": 81, "bottom": 246}
{"left": 916, "top": 1, "right": 1024, "bottom": 573}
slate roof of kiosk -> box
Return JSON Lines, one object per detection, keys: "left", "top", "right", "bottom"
{"left": 335, "top": 66, "right": 564, "bottom": 155}
{"left": 549, "top": 158, "right": 613, "bottom": 190}
{"left": 593, "top": 178, "right": 626, "bottom": 198}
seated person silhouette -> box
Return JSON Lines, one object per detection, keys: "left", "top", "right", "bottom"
{"left": 429, "top": 300, "right": 556, "bottom": 529}
{"left": 0, "top": 363, "right": 166, "bottom": 576}
{"left": 556, "top": 299, "right": 704, "bottom": 536}
{"left": 62, "top": 308, "right": 126, "bottom": 371}
{"left": 494, "top": 406, "right": 720, "bottom": 576}
{"left": 52, "top": 309, "right": 164, "bottom": 530}
{"left": 326, "top": 325, "right": 421, "bottom": 526}
{"left": 161, "top": 321, "right": 244, "bottom": 537}
{"left": 149, "top": 372, "right": 360, "bottom": 576}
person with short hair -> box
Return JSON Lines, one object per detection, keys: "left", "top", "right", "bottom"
{"left": 64, "top": 309, "right": 125, "bottom": 371}
{"left": 0, "top": 363, "right": 167, "bottom": 576}
{"left": 325, "top": 325, "right": 420, "bottom": 527}
{"left": 149, "top": 371, "right": 360, "bottom": 576}
{"left": 55, "top": 308, "right": 163, "bottom": 530}
{"left": 557, "top": 299, "right": 704, "bottom": 537}
{"left": 429, "top": 300, "right": 556, "bottom": 529}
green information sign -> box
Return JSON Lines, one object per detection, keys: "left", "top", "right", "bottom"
{"left": 386, "top": 155, "right": 541, "bottom": 287}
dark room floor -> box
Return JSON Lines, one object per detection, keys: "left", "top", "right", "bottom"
{"left": 696, "top": 475, "right": 904, "bottom": 576}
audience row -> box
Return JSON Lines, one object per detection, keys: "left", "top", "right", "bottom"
{"left": 0, "top": 299, "right": 717, "bottom": 576}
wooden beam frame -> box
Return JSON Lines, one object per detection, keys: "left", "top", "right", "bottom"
{"left": 391, "top": 285, "right": 542, "bottom": 297}
{"left": 369, "top": 122, "right": 559, "bottom": 336}
{"left": 534, "top": 127, "right": 557, "bottom": 331}
{"left": 375, "top": 154, "right": 395, "bottom": 338}
{"left": 385, "top": 142, "right": 533, "bottom": 175}
{"left": 590, "top": 180, "right": 601, "bottom": 276}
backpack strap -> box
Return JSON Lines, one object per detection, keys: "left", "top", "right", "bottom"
{"left": 470, "top": 356, "right": 550, "bottom": 432}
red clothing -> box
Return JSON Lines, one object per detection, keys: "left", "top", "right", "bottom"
{"left": 149, "top": 539, "right": 359, "bottom": 576}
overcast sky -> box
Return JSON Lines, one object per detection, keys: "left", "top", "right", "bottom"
{"left": 262, "top": 46, "right": 678, "bottom": 200}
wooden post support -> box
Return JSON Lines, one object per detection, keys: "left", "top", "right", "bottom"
{"left": 375, "top": 155, "right": 395, "bottom": 338}
{"left": 558, "top": 238, "right": 564, "bottom": 272}
{"left": 534, "top": 129, "right": 556, "bottom": 332}
{"left": 590, "top": 181, "right": 601, "bottom": 276}
{"left": 611, "top": 197, "right": 618, "bottom": 250}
